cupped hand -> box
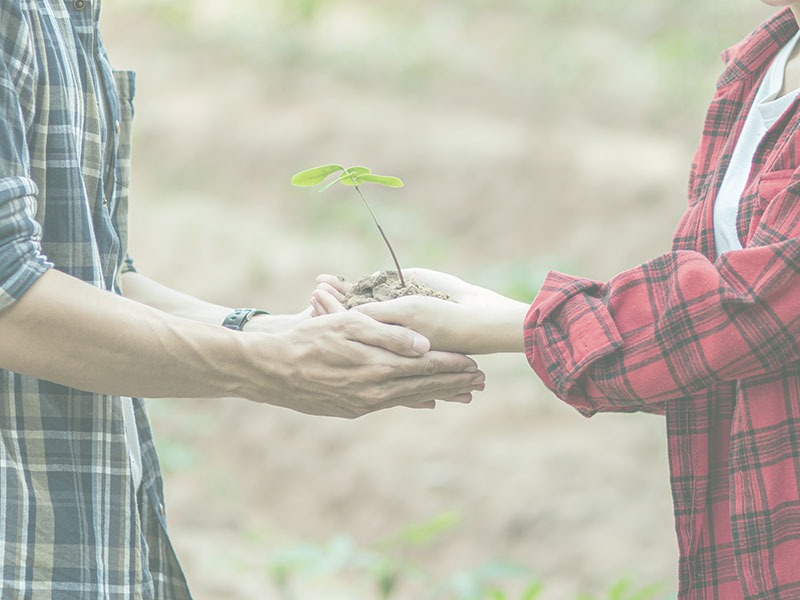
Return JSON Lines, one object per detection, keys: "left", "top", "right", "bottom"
{"left": 260, "top": 310, "right": 485, "bottom": 418}
{"left": 313, "top": 269, "right": 530, "bottom": 354}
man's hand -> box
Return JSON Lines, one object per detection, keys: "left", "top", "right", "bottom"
{"left": 312, "top": 268, "right": 531, "bottom": 355}
{"left": 243, "top": 309, "right": 485, "bottom": 418}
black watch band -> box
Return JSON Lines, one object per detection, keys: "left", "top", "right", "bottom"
{"left": 221, "top": 308, "right": 270, "bottom": 331}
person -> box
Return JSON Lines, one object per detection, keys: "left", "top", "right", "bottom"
{"left": 312, "top": 2, "right": 800, "bottom": 598}
{"left": 0, "top": 2, "right": 486, "bottom": 598}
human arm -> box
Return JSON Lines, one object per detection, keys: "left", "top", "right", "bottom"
{"left": 522, "top": 170, "right": 800, "bottom": 416}
{"left": 119, "top": 269, "right": 309, "bottom": 333}
{"left": 0, "top": 19, "right": 483, "bottom": 416}
{"left": 116, "top": 273, "right": 481, "bottom": 410}
{"left": 315, "top": 187, "right": 800, "bottom": 417}
{"left": 0, "top": 268, "right": 484, "bottom": 417}
{"left": 523, "top": 241, "right": 800, "bottom": 416}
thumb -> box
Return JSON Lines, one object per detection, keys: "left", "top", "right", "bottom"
{"left": 353, "top": 297, "right": 414, "bottom": 326}
{"left": 348, "top": 312, "right": 431, "bottom": 356}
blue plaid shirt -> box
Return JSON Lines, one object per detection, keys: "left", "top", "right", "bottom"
{"left": 0, "top": 2, "right": 191, "bottom": 598}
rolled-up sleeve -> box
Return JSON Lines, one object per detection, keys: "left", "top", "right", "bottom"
{"left": 0, "top": 177, "right": 50, "bottom": 310}
{"left": 525, "top": 226, "right": 800, "bottom": 417}
{"left": 0, "top": 23, "right": 52, "bottom": 311}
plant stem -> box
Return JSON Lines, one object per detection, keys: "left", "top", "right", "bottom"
{"left": 354, "top": 185, "right": 406, "bottom": 287}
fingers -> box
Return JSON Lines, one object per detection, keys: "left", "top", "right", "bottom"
{"left": 410, "top": 399, "right": 437, "bottom": 410}
{"left": 316, "top": 282, "right": 346, "bottom": 303}
{"left": 310, "top": 288, "right": 347, "bottom": 317}
{"left": 380, "top": 364, "right": 486, "bottom": 400}
{"left": 386, "top": 373, "right": 486, "bottom": 411}
{"left": 353, "top": 295, "right": 419, "bottom": 325}
{"left": 342, "top": 311, "right": 433, "bottom": 357}
{"left": 315, "top": 274, "right": 352, "bottom": 296}
{"left": 448, "top": 393, "right": 474, "bottom": 403}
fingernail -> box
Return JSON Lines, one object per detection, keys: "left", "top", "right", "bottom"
{"left": 412, "top": 334, "right": 430, "bottom": 354}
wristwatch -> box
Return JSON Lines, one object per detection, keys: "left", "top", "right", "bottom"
{"left": 221, "top": 308, "right": 270, "bottom": 331}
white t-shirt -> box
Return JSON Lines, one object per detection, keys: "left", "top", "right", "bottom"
{"left": 713, "top": 30, "right": 800, "bottom": 254}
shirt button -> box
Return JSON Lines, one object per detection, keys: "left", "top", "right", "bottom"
{"left": 73, "top": 0, "right": 87, "bottom": 10}
{"left": 114, "top": 120, "right": 120, "bottom": 134}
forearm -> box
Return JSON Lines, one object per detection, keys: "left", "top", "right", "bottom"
{"left": 120, "top": 271, "right": 232, "bottom": 326}
{"left": 0, "top": 269, "right": 260, "bottom": 399}
{"left": 0, "top": 269, "right": 484, "bottom": 416}
{"left": 444, "top": 300, "right": 528, "bottom": 354}
{"left": 120, "top": 271, "right": 307, "bottom": 333}
{"left": 478, "top": 301, "right": 528, "bottom": 354}
{"left": 526, "top": 243, "right": 800, "bottom": 415}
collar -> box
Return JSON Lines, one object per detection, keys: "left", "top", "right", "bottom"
{"left": 716, "top": 8, "right": 799, "bottom": 90}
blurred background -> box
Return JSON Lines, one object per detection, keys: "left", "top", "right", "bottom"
{"left": 101, "top": 1, "right": 774, "bottom": 598}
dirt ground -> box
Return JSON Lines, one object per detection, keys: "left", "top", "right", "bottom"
{"left": 99, "top": 3, "right": 773, "bottom": 598}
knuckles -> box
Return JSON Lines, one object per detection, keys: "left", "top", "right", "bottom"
{"left": 422, "top": 357, "right": 440, "bottom": 377}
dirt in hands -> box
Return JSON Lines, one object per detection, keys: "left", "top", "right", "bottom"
{"left": 343, "top": 270, "right": 451, "bottom": 309}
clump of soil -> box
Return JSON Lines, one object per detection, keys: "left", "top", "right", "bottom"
{"left": 343, "top": 270, "right": 451, "bottom": 309}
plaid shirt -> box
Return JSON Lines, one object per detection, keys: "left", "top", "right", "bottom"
{"left": 0, "top": 2, "right": 191, "bottom": 598}
{"left": 525, "top": 9, "right": 800, "bottom": 600}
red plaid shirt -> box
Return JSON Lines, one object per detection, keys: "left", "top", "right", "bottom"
{"left": 524, "top": 9, "right": 800, "bottom": 600}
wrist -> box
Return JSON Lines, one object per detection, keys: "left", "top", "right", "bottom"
{"left": 473, "top": 300, "right": 529, "bottom": 354}
{"left": 222, "top": 308, "right": 270, "bottom": 331}
{"left": 229, "top": 331, "right": 292, "bottom": 403}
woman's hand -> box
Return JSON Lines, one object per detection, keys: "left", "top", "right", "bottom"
{"left": 312, "top": 269, "right": 531, "bottom": 355}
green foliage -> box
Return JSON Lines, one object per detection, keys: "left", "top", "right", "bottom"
{"left": 278, "top": 0, "right": 325, "bottom": 23}
{"left": 291, "top": 164, "right": 404, "bottom": 190}
{"left": 572, "top": 578, "right": 667, "bottom": 600}
{"left": 265, "top": 510, "right": 671, "bottom": 600}
{"left": 292, "top": 164, "right": 407, "bottom": 285}
{"left": 432, "top": 560, "right": 541, "bottom": 600}
{"left": 381, "top": 510, "right": 462, "bottom": 548}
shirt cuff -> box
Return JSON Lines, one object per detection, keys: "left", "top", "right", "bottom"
{"left": 524, "top": 271, "right": 624, "bottom": 416}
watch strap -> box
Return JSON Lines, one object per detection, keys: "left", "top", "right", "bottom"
{"left": 221, "top": 308, "right": 270, "bottom": 331}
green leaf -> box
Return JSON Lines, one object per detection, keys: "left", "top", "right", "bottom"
{"left": 353, "top": 173, "right": 404, "bottom": 188}
{"left": 290, "top": 164, "right": 345, "bottom": 186}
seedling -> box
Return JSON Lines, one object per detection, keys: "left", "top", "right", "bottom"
{"left": 291, "top": 164, "right": 407, "bottom": 287}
